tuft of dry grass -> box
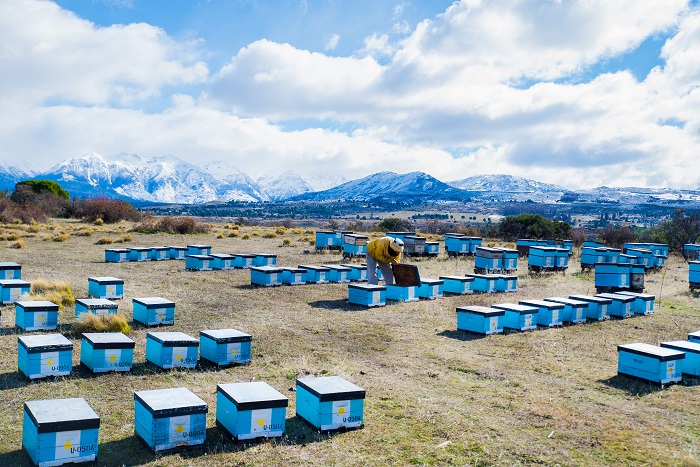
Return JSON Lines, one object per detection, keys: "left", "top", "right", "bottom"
{"left": 73, "top": 313, "right": 131, "bottom": 334}
{"left": 96, "top": 237, "right": 114, "bottom": 245}
{"left": 275, "top": 226, "right": 287, "bottom": 235}
{"left": 30, "top": 279, "right": 75, "bottom": 309}
{"left": 52, "top": 233, "right": 70, "bottom": 242}
{"left": 216, "top": 233, "right": 225, "bottom": 239}
{"left": 93, "top": 218, "right": 104, "bottom": 226}
{"left": 75, "top": 227, "right": 94, "bottom": 237}
{"left": 262, "top": 232, "right": 278, "bottom": 239}
{"left": 10, "top": 240, "right": 25, "bottom": 249}
{"left": 280, "top": 238, "right": 292, "bottom": 246}
{"left": 241, "top": 233, "right": 251, "bottom": 240}
{"left": 6, "top": 233, "right": 19, "bottom": 241}
{"left": 114, "top": 234, "right": 132, "bottom": 243}
{"left": 228, "top": 231, "right": 240, "bottom": 238}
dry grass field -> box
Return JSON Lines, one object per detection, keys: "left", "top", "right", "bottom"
{"left": 0, "top": 219, "right": 698, "bottom": 466}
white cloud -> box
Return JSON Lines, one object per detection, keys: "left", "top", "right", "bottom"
{"left": 325, "top": 34, "right": 340, "bottom": 51}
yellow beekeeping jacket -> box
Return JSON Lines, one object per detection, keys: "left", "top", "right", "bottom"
{"left": 367, "top": 236, "right": 402, "bottom": 264}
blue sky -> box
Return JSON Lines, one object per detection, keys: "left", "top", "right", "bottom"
{"left": 1, "top": 0, "right": 700, "bottom": 189}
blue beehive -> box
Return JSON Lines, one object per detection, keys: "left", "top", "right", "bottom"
{"left": 315, "top": 231, "right": 338, "bottom": 249}
{"left": 690, "top": 261, "right": 700, "bottom": 289}
{"left": 296, "top": 376, "right": 365, "bottom": 431}
{"left": 348, "top": 284, "right": 386, "bottom": 307}
{"left": 185, "top": 254, "right": 214, "bottom": 271}
{"left": 187, "top": 244, "right": 211, "bottom": 256}
{"left": 0, "top": 262, "right": 21, "bottom": 279}
{"left": 615, "top": 291, "right": 655, "bottom": 315}
{"left": 495, "top": 275, "right": 517, "bottom": 293}
{"left": 605, "top": 248, "right": 622, "bottom": 263}
{"left": 200, "top": 329, "right": 252, "bottom": 366}
{"left": 519, "top": 299, "right": 564, "bottom": 327}
{"left": 145, "top": 331, "right": 198, "bottom": 369}
{"left": 558, "top": 239, "right": 574, "bottom": 255}
{"left": 465, "top": 274, "right": 499, "bottom": 293}
{"left": 439, "top": 276, "right": 474, "bottom": 295}
{"left": 583, "top": 240, "right": 604, "bottom": 248}
{"left": 210, "top": 254, "right": 235, "bottom": 270}
{"left": 16, "top": 300, "right": 59, "bottom": 331}
{"left": 594, "top": 263, "right": 631, "bottom": 291}
{"left": 386, "top": 285, "right": 419, "bottom": 302}
{"left": 134, "top": 387, "right": 207, "bottom": 452}
{"left": 661, "top": 341, "right": 700, "bottom": 376}
{"left": 569, "top": 294, "right": 611, "bottom": 321}
{"left": 128, "top": 247, "right": 152, "bottom": 261}
{"left": 501, "top": 249, "right": 519, "bottom": 272}
{"left": 0, "top": 279, "right": 31, "bottom": 305}
{"left": 280, "top": 267, "right": 306, "bottom": 285}
{"left": 425, "top": 241, "right": 439, "bottom": 256}
{"left": 417, "top": 278, "right": 443, "bottom": 299}
{"left": 456, "top": 306, "right": 504, "bottom": 335}
{"left": 250, "top": 266, "right": 283, "bottom": 287}
{"left": 88, "top": 276, "right": 124, "bottom": 300}
{"left": 132, "top": 297, "right": 175, "bottom": 326}
{"left": 554, "top": 248, "right": 569, "bottom": 269}
{"left": 445, "top": 234, "right": 471, "bottom": 256}
{"left": 690, "top": 331, "right": 700, "bottom": 344}
{"left": 340, "top": 264, "right": 367, "bottom": 282}
{"left": 617, "top": 343, "right": 684, "bottom": 385}
{"left": 491, "top": 303, "right": 538, "bottom": 331}
{"left": 474, "top": 247, "right": 503, "bottom": 273}
{"left": 545, "top": 297, "right": 587, "bottom": 324}
{"left": 386, "top": 232, "right": 414, "bottom": 242}
{"left": 343, "top": 234, "right": 368, "bottom": 257}
{"left": 167, "top": 246, "right": 187, "bottom": 260}
{"left": 80, "top": 332, "right": 134, "bottom": 373}
{"left": 105, "top": 248, "right": 129, "bottom": 263}
{"left": 18, "top": 334, "right": 73, "bottom": 379}
{"left": 298, "top": 265, "right": 330, "bottom": 284}
{"left": 75, "top": 298, "right": 118, "bottom": 318}
{"left": 150, "top": 246, "right": 169, "bottom": 261}
{"left": 323, "top": 264, "right": 351, "bottom": 283}
{"left": 624, "top": 248, "right": 654, "bottom": 268}
{"left": 23, "top": 398, "right": 100, "bottom": 466}
{"left": 253, "top": 253, "right": 277, "bottom": 267}
{"left": 515, "top": 238, "right": 537, "bottom": 257}
{"left": 528, "top": 246, "right": 557, "bottom": 271}
{"left": 595, "top": 293, "right": 634, "bottom": 318}
{"left": 232, "top": 253, "right": 255, "bottom": 269}
{"left": 683, "top": 244, "right": 700, "bottom": 261}
{"left": 216, "top": 382, "right": 288, "bottom": 441}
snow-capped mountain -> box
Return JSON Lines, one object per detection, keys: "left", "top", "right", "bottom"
{"left": 449, "top": 174, "right": 565, "bottom": 192}
{"left": 256, "top": 171, "right": 349, "bottom": 201}
{"left": 0, "top": 163, "right": 31, "bottom": 191}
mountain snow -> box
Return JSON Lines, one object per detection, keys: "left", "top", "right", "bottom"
{"left": 449, "top": 174, "right": 565, "bottom": 192}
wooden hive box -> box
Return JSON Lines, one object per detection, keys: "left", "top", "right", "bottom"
{"left": 386, "top": 285, "right": 419, "bottom": 302}
{"left": 554, "top": 248, "right": 570, "bottom": 269}
{"left": 132, "top": 297, "right": 175, "bottom": 326}
{"left": 80, "top": 332, "right": 134, "bottom": 373}
{"left": 456, "top": 305, "right": 504, "bottom": 335}
{"left": 348, "top": 284, "right": 386, "bottom": 307}
{"left": 145, "top": 331, "right": 198, "bottom": 369}
{"left": 386, "top": 232, "right": 414, "bottom": 242}
{"left": 654, "top": 255, "right": 666, "bottom": 268}
{"left": 617, "top": 343, "right": 684, "bottom": 385}
{"left": 500, "top": 249, "right": 519, "bottom": 272}
{"left": 128, "top": 247, "right": 152, "bottom": 262}
{"left": 425, "top": 241, "right": 439, "bottom": 256}
{"left": 474, "top": 247, "right": 503, "bottom": 273}
{"left": 134, "top": 387, "right": 207, "bottom": 452}
{"left": 296, "top": 376, "right": 365, "bottom": 431}
{"left": 209, "top": 253, "right": 235, "bottom": 270}
{"left": 186, "top": 244, "right": 211, "bottom": 256}
{"left": 322, "top": 264, "right": 352, "bottom": 283}
{"left": 0, "top": 279, "right": 31, "bottom": 305}
{"left": 199, "top": 329, "right": 251, "bottom": 366}
{"left": 439, "top": 276, "right": 474, "bottom": 295}
{"left": 87, "top": 276, "right": 124, "bottom": 299}
{"left": 342, "top": 237, "right": 368, "bottom": 257}
{"left": 15, "top": 300, "right": 59, "bottom": 331}
{"left": 0, "top": 261, "right": 21, "bottom": 279}
{"left": 491, "top": 303, "right": 538, "bottom": 331}
{"left": 18, "top": 334, "right": 72, "bottom": 379}
{"left": 465, "top": 274, "right": 499, "bottom": 293}
{"left": 528, "top": 246, "right": 557, "bottom": 270}
{"left": 250, "top": 266, "right": 283, "bottom": 287}
{"left": 446, "top": 235, "right": 471, "bottom": 255}
{"left": 515, "top": 238, "right": 536, "bottom": 257}
{"left": 23, "top": 398, "right": 100, "bottom": 466}
{"left": 689, "top": 331, "right": 700, "bottom": 344}
{"left": 580, "top": 247, "right": 602, "bottom": 270}
{"left": 689, "top": 261, "right": 700, "bottom": 289}
{"left": 495, "top": 275, "right": 517, "bottom": 293}
{"left": 104, "top": 248, "right": 129, "bottom": 263}
{"left": 298, "top": 265, "right": 330, "bottom": 284}
{"left": 315, "top": 231, "right": 337, "bottom": 249}
{"left": 583, "top": 240, "right": 605, "bottom": 248}
{"left": 232, "top": 254, "right": 255, "bottom": 269}
{"left": 467, "top": 237, "right": 483, "bottom": 254}
{"left": 340, "top": 263, "right": 367, "bottom": 282}
{"left": 594, "top": 263, "right": 630, "bottom": 291}
{"left": 403, "top": 235, "right": 426, "bottom": 256}
{"left": 614, "top": 291, "right": 655, "bottom": 315}
{"left": 343, "top": 233, "right": 368, "bottom": 246}
{"left": 252, "top": 253, "right": 277, "bottom": 267}
{"left": 661, "top": 341, "right": 700, "bottom": 377}
{"left": 75, "top": 298, "right": 118, "bottom": 318}
{"left": 280, "top": 267, "right": 306, "bottom": 285}
{"left": 545, "top": 297, "right": 588, "bottom": 324}
{"left": 150, "top": 246, "right": 169, "bottom": 261}
{"left": 185, "top": 254, "right": 214, "bottom": 271}
{"left": 332, "top": 231, "right": 352, "bottom": 248}
{"left": 595, "top": 293, "right": 634, "bottom": 319}
{"left": 519, "top": 299, "right": 564, "bottom": 327}
{"left": 604, "top": 248, "right": 621, "bottom": 263}
{"left": 683, "top": 244, "right": 700, "bottom": 261}
{"left": 167, "top": 246, "right": 187, "bottom": 260}
{"left": 216, "top": 382, "right": 288, "bottom": 441}
{"left": 417, "top": 278, "right": 443, "bottom": 299}
{"left": 569, "top": 294, "right": 611, "bottom": 321}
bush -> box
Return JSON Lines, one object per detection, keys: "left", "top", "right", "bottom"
{"left": 30, "top": 279, "right": 75, "bottom": 310}
{"left": 262, "top": 232, "right": 278, "bottom": 239}
{"left": 73, "top": 313, "right": 131, "bottom": 334}
{"left": 52, "top": 234, "right": 70, "bottom": 242}
{"left": 10, "top": 240, "right": 25, "bottom": 249}
{"left": 281, "top": 238, "right": 292, "bottom": 246}
{"left": 228, "top": 231, "right": 240, "bottom": 238}
{"left": 376, "top": 217, "right": 413, "bottom": 232}
{"left": 73, "top": 196, "right": 142, "bottom": 223}
{"left": 133, "top": 216, "right": 210, "bottom": 234}
{"left": 216, "top": 233, "right": 225, "bottom": 239}
{"left": 96, "top": 237, "right": 114, "bottom": 245}
{"left": 275, "top": 226, "right": 287, "bottom": 235}
{"left": 93, "top": 218, "right": 104, "bottom": 226}
{"left": 14, "top": 180, "right": 69, "bottom": 200}
{"left": 242, "top": 234, "right": 250, "bottom": 240}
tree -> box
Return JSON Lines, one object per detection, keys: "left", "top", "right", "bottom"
{"left": 13, "top": 180, "right": 69, "bottom": 200}
{"left": 10, "top": 180, "right": 71, "bottom": 218}
{"left": 597, "top": 225, "right": 635, "bottom": 249}
{"left": 659, "top": 209, "right": 700, "bottom": 252}
{"left": 376, "top": 217, "right": 413, "bottom": 232}
{"left": 496, "top": 213, "right": 571, "bottom": 241}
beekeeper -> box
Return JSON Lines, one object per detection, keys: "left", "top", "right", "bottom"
{"left": 366, "top": 236, "right": 404, "bottom": 285}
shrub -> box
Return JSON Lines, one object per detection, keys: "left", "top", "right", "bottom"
{"left": 275, "top": 226, "right": 287, "bottom": 235}
{"left": 52, "top": 234, "right": 70, "bottom": 242}
{"left": 251, "top": 230, "right": 261, "bottom": 237}
{"left": 376, "top": 217, "right": 413, "bottom": 232}
{"left": 10, "top": 240, "right": 25, "bottom": 249}
{"left": 30, "top": 279, "right": 75, "bottom": 310}
{"left": 96, "top": 237, "right": 114, "bottom": 245}
{"left": 73, "top": 313, "right": 131, "bottom": 335}
{"left": 281, "top": 238, "right": 292, "bottom": 246}
{"left": 216, "top": 233, "right": 225, "bottom": 239}
{"left": 242, "top": 234, "right": 250, "bottom": 240}
{"left": 6, "top": 233, "right": 19, "bottom": 241}
{"left": 262, "top": 232, "right": 278, "bottom": 239}
{"left": 228, "top": 231, "right": 240, "bottom": 238}
{"left": 114, "top": 234, "right": 132, "bottom": 243}
{"left": 75, "top": 228, "right": 93, "bottom": 237}
{"left": 133, "top": 216, "right": 210, "bottom": 235}
{"left": 93, "top": 218, "right": 104, "bottom": 226}
{"left": 72, "top": 196, "right": 142, "bottom": 223}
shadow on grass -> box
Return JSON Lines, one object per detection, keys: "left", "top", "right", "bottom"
{"left": 308, "top": 299, "right": 365, "bottom": 312}
{"left": 598, "top": 374, "right": 700, "bottom": 394}
{"left": 0, "top": 369, "right": 31, "bottom": 390}
{"left": 437, "top": 329, "right": 487, "bottom": 342}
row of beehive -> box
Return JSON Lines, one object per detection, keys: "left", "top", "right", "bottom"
{"left": 17, "top": 329, "right": 251, "bottom": 379}
{"left": 23, "top": 375, "right": 365, "bottom": 465}
{"left": 105, "top": 244, "right": 211, "bottom": 262}
{"left": 315, "top": 231, "right": 440, "bottom": 257}
{"left": 617, "top": 331, "right": 700, "bottom": 386}
{"left": 516, "top": 239, "right": 573, "bottom": 257}
{"left": 455, "top": 291, "right": 655, "bottom": 335}
{"left": 474, "top": 247, "right": 519, "bottom": 273}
